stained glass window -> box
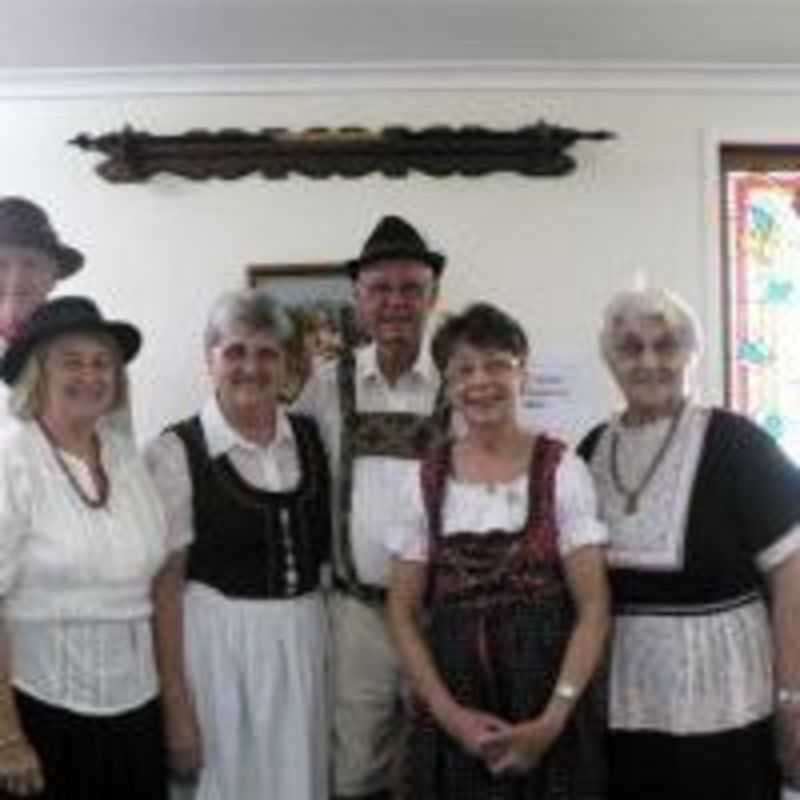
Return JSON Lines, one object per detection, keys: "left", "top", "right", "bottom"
{"left": 726, "top": 170, "right": 800, "bottom": 461}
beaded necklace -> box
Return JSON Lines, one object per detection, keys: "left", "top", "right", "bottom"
{"left": 37, "top": 419, "right": 109, "bottom": 510}
{"left": 609, "top": 403, "right": 685, "bottom": 515}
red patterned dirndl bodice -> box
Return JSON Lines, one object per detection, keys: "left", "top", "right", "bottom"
{"left": 406, "top": 435, "right": 606, "bottom": 800}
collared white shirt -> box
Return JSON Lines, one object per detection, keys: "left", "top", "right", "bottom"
{"left": 144, "top": 394, "right": 301, "bottom": 556}
{"left": 0, "top": 421, "right": 173, "bottom": 714}
{"left": 293, "top": 341, "right": 440, "bottom": 586}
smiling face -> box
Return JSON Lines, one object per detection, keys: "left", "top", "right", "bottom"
{"left": 354, "top": 259, "right": 437, "bottom": 364}
{"left": 607, "top": 314, "right": 691, "bottom": 423}
{"left": 445, "top": 342, "right": 525, "bottom": 431}
{"left": 207, "top": 323, "right": 285, "bottom": 425}
{"left": 0, "top": 246, "right": 58, "bottom": 344}
{"left": 39, "top": 333, "right": 120, "bottom": 428}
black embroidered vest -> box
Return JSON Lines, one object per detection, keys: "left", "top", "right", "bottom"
{"left": 171, "top": 413, "right": 331, "bottom": 600}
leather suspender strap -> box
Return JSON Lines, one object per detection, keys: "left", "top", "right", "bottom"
{"left": 335, "top": 349, "right": 365, "bottom": 596}
{"left": 335, "top": 352, "right": 449, "bottom": 605}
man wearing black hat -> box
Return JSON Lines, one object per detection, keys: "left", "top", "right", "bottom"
{"left": 0, "top": 197, "right": 84, "bottom": 428}
{"left": 295, "top": 215, "right": 446, "bottom": 800}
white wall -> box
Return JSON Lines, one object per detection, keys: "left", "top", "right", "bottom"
{"left": 1, "top": 68, "right": 796, "bottom": 443}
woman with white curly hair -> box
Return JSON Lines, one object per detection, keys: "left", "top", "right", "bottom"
{"left": 579, "top": 287, "right": 800, "bottom": 800}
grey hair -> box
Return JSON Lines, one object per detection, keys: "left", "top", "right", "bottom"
{"left": 600, "top": 288, "right": 703, "bottom": 365}
{"left": 204, "top": 289, "right": 294, "bottom": 353}
{"left": 8, "top": 333, "right": 130, "bottom": 420}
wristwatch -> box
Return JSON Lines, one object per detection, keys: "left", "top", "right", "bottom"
{"left": 777, "top": 687, "right": 800, "bottom": 706}
{"left": 553, "top": 682, "right": 578, "bottom": 703}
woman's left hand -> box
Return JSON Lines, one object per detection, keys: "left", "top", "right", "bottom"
{"left": 479, "top": 713, "right": 564, "bottom": 776}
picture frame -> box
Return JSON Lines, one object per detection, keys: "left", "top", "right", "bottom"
{"left": 247, "top": 262, "right": 356, "bottom": 402}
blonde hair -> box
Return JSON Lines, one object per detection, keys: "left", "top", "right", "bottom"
{"left": 8, "top": 333, "right": 130, "bottom": 420}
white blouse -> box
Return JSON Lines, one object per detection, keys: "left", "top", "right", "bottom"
{"left": 0, "top": 421, "right": 179, "bottom": 715}
{"left": 388, "top": 448, "right": 608, "bottom": 561}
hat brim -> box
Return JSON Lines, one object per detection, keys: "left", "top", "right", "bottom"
{"left": 54, "top": 244, "right": 85, "bottom": 279}
{"left": 345, "top": 248, "right": 446, "bottom": 280}
{"left": 1, "top": 319, "right": 141, "bottom": 385}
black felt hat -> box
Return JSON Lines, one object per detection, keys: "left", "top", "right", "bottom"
{"left": 1, "top": 296, "right": 141, "bottom": 385}
{"left": 346, "top": 215, "right": 446, "bottom": 279}
{"left": 0, "top": 197, "right": 84, "bottom": 278}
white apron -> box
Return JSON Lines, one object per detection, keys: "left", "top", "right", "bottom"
{"left": 170, "top": 582, "right": 329, "bottom": 800}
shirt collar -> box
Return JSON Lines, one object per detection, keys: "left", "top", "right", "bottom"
{"left": 200, "top": 394, "right": 294, "bottom": 458}
{"left": 356, "top": 340, "right": 439, "bottom": 386}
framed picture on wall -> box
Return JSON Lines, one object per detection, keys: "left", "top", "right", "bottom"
{"left": 247, "top": 262, "right": 358, "bottom": 402}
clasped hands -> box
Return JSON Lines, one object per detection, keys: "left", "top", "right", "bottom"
{"left": 440, "top": 703, "right": 564, "bottom": 776}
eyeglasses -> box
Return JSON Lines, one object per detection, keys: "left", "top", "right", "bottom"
{"left": 446, "top": 354, "right": 520, "bottom": 384}
{"left": 613, "top": 335, "right": 683, "bottom": 360}
{"left": 358, "top": 279, "right": 431, "bottom": 302}
{"left": 0, "top": 256, "right": 57, "bottom": 297}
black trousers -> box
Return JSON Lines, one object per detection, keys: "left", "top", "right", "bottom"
{"left": 4, "top": 690, "right": 167, "bottom": 800}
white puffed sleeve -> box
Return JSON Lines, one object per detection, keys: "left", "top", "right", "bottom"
{"left": 555, "top": 453, "right": 609, "bottom": 557}
{"left": 143, "top": 432, "right": 195, "bottom": 553}
{"left": 385, "top": 466, "right": 431, "bottom": 562}
{"left": 0, "top": 430, "right": 34, "bottom": 596}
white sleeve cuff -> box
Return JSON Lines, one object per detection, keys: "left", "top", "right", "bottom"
{"left": 757, "top": 523, "right": 800, "bottom": 572}
{"left": 385, "top": 468, "right": 430, "bottom": 562}
{"left": 555, "top": 453, "right": 609, "bottom": 557}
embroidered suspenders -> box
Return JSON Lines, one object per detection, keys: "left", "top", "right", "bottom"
{"left": 334, "top": 349, "right": 448, "bottom": 604}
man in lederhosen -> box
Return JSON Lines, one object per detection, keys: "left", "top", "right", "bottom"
{"left": 295, "top": 215, "right": 446, "bottom": 800}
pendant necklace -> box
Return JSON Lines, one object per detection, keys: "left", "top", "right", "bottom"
{"left": 38, "top": 420, "right": 109, "bottom": 510}
{"left": 609, "top": 403, "right": 685, "bottom": 515}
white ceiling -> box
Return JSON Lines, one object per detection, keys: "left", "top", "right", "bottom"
{"left": 5, "top": 0, "right": 800, "bottom": 72}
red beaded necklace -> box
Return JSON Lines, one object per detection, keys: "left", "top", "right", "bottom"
{"left": 37, "top": 419, "right": 109, "bottom": 510}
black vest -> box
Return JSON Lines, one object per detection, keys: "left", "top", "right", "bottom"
{"left": 171, "top": 413, "right": 331, "bottom": 600}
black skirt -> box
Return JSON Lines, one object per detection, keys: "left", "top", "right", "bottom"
{"left": 4, "top": 690, "right": 167, "bottom": 800}
{"left": 608, "top": 718, "right": 781, "bottom": 800}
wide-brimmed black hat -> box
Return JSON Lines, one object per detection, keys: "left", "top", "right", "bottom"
{"left": 346, "top": 215, "right": 446, "bottom": 279}
{"left": 1, "top": 296, "right": 141, "bottom": 385}
{"left": 0, "top": 197, "right": 84, "bottom": 279}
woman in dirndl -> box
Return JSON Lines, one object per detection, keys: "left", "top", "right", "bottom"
{"left": 146, "top": 288, "right": 331, "bottom": 800}
{"left": 578, "top": 288, "right": 800, "bottom": 800}
{"left": 389, "top": 302, "right": 610, "bottom": 799}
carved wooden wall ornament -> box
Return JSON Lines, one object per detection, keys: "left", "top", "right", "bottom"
{"left": 69, "top": 121, "right": 615, "bottom": 183}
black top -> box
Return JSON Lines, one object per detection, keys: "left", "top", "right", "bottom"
{"left": 579, "top": 408, "right": 800, "bottom": 612}
{"left": 171, "top": 413, "right": 331, "bottom": 600}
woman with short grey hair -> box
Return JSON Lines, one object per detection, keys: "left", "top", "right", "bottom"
{"left": 580, "top": 287, "right": 800, "bottom": 799}
{"left": 202, "top": 289, "right": 294, "bottom": 353}
{"left": 147, "top": 288, "right": 331, "bottom": 800}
